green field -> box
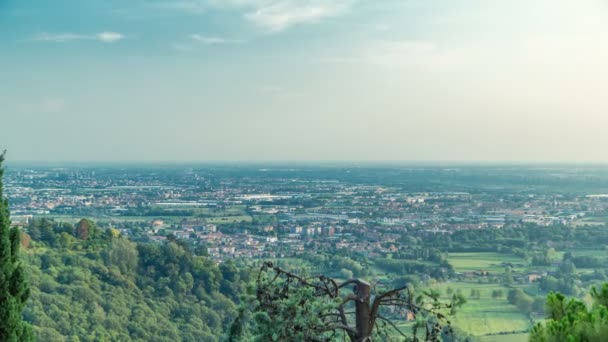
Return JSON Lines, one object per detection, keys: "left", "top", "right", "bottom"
{"left": 205, "top": 215, "right": 252, "bottom": 223}
{"left": 452, "top": 297, "right": 530, "bottom": 335}
{"left": 432, "top": 282, "right": 531, "bottom": 336}
{"left": 571, "top": 249, "right": 608, "bottom": 258}
{"left": 46, "top": 211, "right": 253, "bottom": 225}
{"left": 447, "top": 252, "right": 526, "bottom": 273}
{"left": 434, "top": 253, "right": 533, "bottom": 338}
{"left": 476, "top": 333, "right": 529, "bottom": 342}
{"left": 436, "top": 249, "right": 608, "bottom": 339}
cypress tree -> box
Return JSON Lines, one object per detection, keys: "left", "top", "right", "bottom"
{"left": 0, "top": 152, "right": 33, "bottom": 341}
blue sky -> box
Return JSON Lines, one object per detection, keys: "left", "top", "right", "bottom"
{"left": 2, "top": 0, "right": 608, "bottom": 162}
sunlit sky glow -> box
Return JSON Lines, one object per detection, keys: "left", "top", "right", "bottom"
{"left": 2, "top": 0, "right": 608, "bottom": 162}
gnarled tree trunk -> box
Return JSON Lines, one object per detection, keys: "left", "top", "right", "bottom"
{"left": 352, "top": 279, "right": 372, "bottom": 341}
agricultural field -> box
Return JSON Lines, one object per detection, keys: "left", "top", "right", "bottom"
{"left": 451, "top": 296, "right": 530, "bottom": 335}
{"left": 569, "top": 249, "right": 608, "bottom": 258}
{"left": 433, "top": 253, "right": 535, "bottom": 338}
{"left": 432, "top": 282, "right": 531, "bottom": 337}
{"left": 447, "top": 252, "right": 527, "bottom": 273}
{"left": 205, "top": 215, "right": 252, "bottom": 223}
{"left": 475, "top": 333, "right": 530, "bottom": 342}
{"left": 432, "top": 249, "right": 608, "bottom": 339}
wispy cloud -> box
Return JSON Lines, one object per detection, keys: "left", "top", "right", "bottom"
{"left": 32, "top": 32, "right": 125, "bottom": 43}
{"left": 190, "top": 34, "right": 243, "bottom": 45}
{"left": 33, "top": 33, "right": 83, "bottom": 43}
{"left": 245, "top": 0, "right": 353, "bottom": 32}
{"left": 172, "top": 34, "right": 243, "bottom": 52}
{"left": 97, "top": 32, "right": 124, "bottom": 43}
{"left": 152, "top": 0, "right": 354, "bottom": 32}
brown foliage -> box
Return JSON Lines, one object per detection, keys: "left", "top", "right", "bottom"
{"left": 20, "top": 232, "right": 31, "bottom": 249}
{"left": 76, "top": 219, "right": 90, "bottom": 240}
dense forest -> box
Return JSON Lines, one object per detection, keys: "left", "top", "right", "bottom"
{"left": 22, "top": 218, "right": 247, "bottom": 341}
{"left": 18, "top": 218, "right": 461, "bottom": 341}
{"left": 19, "top": 217, "right": 608, "bottom": 341}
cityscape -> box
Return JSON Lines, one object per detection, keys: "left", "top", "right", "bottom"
{"left": 7, "top": 165, "right": 608, "bottom": 262}
{"left": 5, "top": 164, "right": 608, "bottom": 340}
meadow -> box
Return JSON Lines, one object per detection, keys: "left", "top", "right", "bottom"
{"left": 475, "top": 333, "right": 530, "bottom": 342}
{"left": 437, "top": 253, "right": 533, "bottom": 339}
{"left": 432, "top": 282, "right": 531, "bottom": 336}
{"left": 447, "top": 252, "right": 526, "bottom": 273}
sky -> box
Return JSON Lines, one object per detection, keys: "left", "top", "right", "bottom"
{"left": 2, "top": 0, "right": 608, "bottom": 163}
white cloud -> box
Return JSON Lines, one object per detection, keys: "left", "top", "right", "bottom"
{"left": 32, "top": 32, "right": 125, "bottom": 43}
{"left": 190, "top": 34, "right": 242, "bottom": 44}
{"left": 153, "top": 0, "right": 354, "bottom": 32}
{"left": 97, "top": 32, "right": 124, "bottom": 43}
{"left": 33, "top": 33, "right": 83, "bottom": 43}
{"left": 172, "top": 34, "right": 243, "bottom": 52}
{"left": 245, "top": 0, "right": 353, "bottom": 32}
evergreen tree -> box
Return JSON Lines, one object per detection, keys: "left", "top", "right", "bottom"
{"left": 0, "top": 152, "right": 33, "bottom": 341}
{"left": 530, "top": 284, "right": 608, "bottom": 341}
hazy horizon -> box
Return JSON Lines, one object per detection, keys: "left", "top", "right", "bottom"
{"left": 3, "top": 0, "right": 608, "bottom": 162}
{"left": 6, "top": 159, "right": 608, "bottom": 168}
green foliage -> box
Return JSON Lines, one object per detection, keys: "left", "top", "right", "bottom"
{"left": 374, "top": 258, "right": 451, "bottom": 280}
{"left": 0, "top": 152, "right": 34, "bottom": 341}
{"left": 230, "top": 262, "right": 465, "bottom": 342}
{"left": 558, "top": 260, "right": 576, "bottom": 276}
{"left": 232, "top": 264, "right": 342, "bottom": 341}
{"left": 252, "top": 284, "right": 338, "bottom": 341}
{"left": 469, "top": 289, "right": 481, "bottom": 300}
{"left": 22, "top": 218, "right": 247, "bottom": 341}
{"left": 530, "top": 283, "right": 608, "bottom": 342}
{"left": 507, "top": 289, "right": 533, "bottom": 313}
{"left": 102, "top": 238, "right": 138, "bottom": 276}
{"left": 491, "top": 289, "right": 504, "bottom": 299}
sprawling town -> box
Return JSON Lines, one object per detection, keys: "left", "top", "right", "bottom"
{"left": 6, "top": 165, "right": 608, "bottom": 262}
{"left": 6, "top": 164, "right": 608, "bottom": 340}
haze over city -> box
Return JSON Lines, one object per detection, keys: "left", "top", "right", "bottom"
{"left": 3, "top": 0, "right": 608, "bottom": 162}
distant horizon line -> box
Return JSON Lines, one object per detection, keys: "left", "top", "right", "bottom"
{"left": 6, "top": 159, "right": 608, "bottom": 167}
